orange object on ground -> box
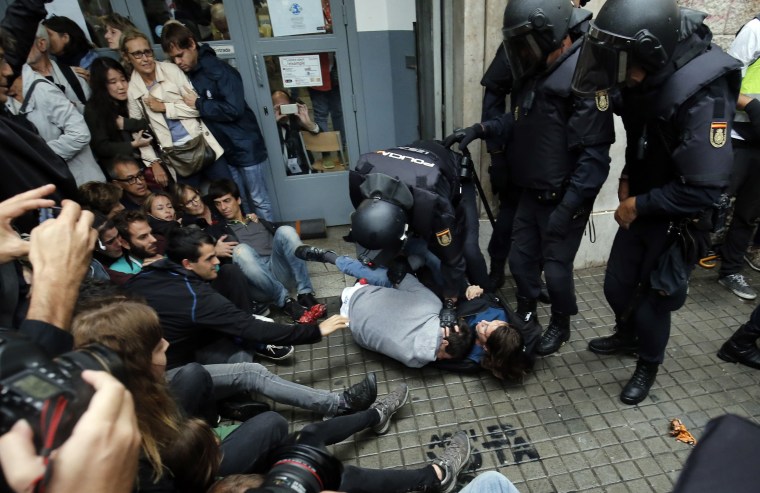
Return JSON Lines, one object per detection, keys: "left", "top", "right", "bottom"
{"left": 670, "top": 418, "right": 697, "bottom": 445}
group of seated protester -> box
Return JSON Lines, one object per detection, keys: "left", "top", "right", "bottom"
{"left": 0, "top": 185, "right": 523, "bottom": 493}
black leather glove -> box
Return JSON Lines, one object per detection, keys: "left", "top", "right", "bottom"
{"left": 546, "top": 202, "right": 575, "bottom": 239}
{"left": 488, "top": 152, "right": 508, "bottom": 196}
{"left": 387, "top": 257, "right": 411, "bottom": 285}
{"left": 439, "top": 298, "right": 457, "bottom": 329}
{"left": 442, "top": 124, "right": 485, "bottom": 151}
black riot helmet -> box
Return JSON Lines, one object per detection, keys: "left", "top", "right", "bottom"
{"left": 571, "top": 0, "right": 681, "bottom": 96}
{"left": 349, "top": 197, "right": 408, "bottom": 267}
{"left": 502, "top": 0, "right": 573, "bottom": 82}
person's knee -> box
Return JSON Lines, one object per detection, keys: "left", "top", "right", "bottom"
{"left": 274, "top": 226, "right": 300, "bottom": 246}
{"left": 254, "top": 411, "right": 288, "bottom": 441}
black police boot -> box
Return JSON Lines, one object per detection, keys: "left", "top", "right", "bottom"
{"left": 488, "top": 258, "right": 506, "bottom": 291}
{"left": 717, "top": 322, "right": 760, "bottom": 370}
{"left": 515, "top": 296, "right": 537, "bottom": 324}
{"left": 588, "top": 329, "right": 639, "bottom": 355}
{"left": 536, "top": 312, "right": 570, "bottom": 356}
{"left": 620, "top": 359, "right": 659, "bottom": 405}
{"left": 294, "top": 245, "right": 337, "bottom": 264}
{"left": 336, "top": 372, "right": 377, "bottom": 416}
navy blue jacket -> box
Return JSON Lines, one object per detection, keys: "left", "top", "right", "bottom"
{"left": 188, "top": 44, "right": 268, "bottom": 166}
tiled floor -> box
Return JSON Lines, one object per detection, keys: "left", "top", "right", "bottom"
{"left": 259, "top": 223, "right": 760, "bottom": 492}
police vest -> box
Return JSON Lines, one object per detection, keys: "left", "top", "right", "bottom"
{"left": 349, "top": 142, "right": 461, "bottom": 239}
{"left": 506, "top": 43, "right": 580, "bottom": 191}
{"left": 733, "top": 17, "right": 760, "bottom": 127}
{"left": 648, "top": 45, "right": 742, "bottom": 187}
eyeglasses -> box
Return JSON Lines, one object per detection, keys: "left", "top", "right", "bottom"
{"left": 114, "top": 169, "right": 146, "bottom": 185}
{"left": 128, "top": 49, "right": 154, "bottom": 60}
{"left": 184, "top": 194, "right": 201, "bottom": 207}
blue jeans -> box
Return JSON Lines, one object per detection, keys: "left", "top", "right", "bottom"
{"left": 228, "top": 160, "right": 274, "bottom": 222}
{"left": 460, "top": 472, "right": 520, "bottom": 493}
{"left": 232, "top": 226, "right": 314, "bottom": 306}
{"left": 309, "top": 87, "right": 344, "bottom": 142}
{"left": 335, "top": 256, "right": 392, "bottom": 287}
{"left": 166, "top": 339, "right": 341, "bottom": 416}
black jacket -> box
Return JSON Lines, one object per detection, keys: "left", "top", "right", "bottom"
{"left": 124, "top": 258, "right": 321, "bottom": 369}
{"left": 620, "top": 12, "right": 742, "bottom": 219}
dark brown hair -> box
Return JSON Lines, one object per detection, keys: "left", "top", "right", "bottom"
{"left": 481, "top": 323, "right": 531, "bottom": 381}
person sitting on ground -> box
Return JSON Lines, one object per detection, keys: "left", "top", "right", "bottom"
{"left": 142, "top": 190, "right": 181, "bottom": 237}
{"left": 78, "top": 180, "right": 125, "bottom": 218}
{"left": 107, "top": 155, "right": 154, "bottom": 210}
{"left": 110, "top": 209, "right": 163, "bottom": 275}
{"left": 298, "top": 246, "right": 540, "bottom": 379}
{"left": 72, "top": 301, "right": 470, "bottom": 491}
{"left": 207, "top": 179, "right": 326, "bottom": 322}
{"left": 122, "top": 228, "right": 375, "bottom": 411}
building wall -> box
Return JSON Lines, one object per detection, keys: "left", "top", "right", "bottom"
{"left": 455, "top": 0, "right": 760, "bottom": 268}
{"left": 353, "top": 0, "right": 419, "bottom": 151}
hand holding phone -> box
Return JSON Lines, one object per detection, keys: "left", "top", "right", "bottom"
{"left": 280, "top": 103, "right": 298, "bottom": 115}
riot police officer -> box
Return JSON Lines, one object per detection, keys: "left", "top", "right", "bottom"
{"left": 446, "top": 0, "right": 614, "bottom": 356}
{"left": 572, "top": 0, "right": 741, "bottom": 404}
{"left": 348, "top": 140, "right": 476, "bottom": 327}
{"left": 481, "top": 3, "right": 592, "bottom": 290}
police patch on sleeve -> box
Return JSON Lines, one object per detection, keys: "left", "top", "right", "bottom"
{"left": 595, "top": 91, "right": 609, "bottom": 112}
{"left": 710, "top": 122, "right": 727, "bottom": 148}
{"left": 436, "top": 229, "right": 452, "bottom": 246}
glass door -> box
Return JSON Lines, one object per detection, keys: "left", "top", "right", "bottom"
{"left": 226, "top": 0, "right": 357, "bottom": 225}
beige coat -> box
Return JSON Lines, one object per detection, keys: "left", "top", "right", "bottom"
{"left": 127, "top": 60, "right": 224, "bottom": 175}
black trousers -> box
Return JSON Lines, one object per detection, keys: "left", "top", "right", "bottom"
{"left": 604, "top": 218, "right": 692, "bottom": 364}
{"left": 719, "top": 142, "right": 760, "bottom": 276}
{"left": 168, "top": 361, "right": 217, "bottom": 423}
{"left": 460, "top": 182, "right": 490, "bottom": 287}
{"left": 487, "top": 182, "right": 522, "bottom": 264}
{"left": 508, "top": 193, "right": 591, "bottom": 315}
{"left": 213, "top": 263, "right": 254, "bottom": 312}
{"left": 221, "top": 408, "right": 440, "bottom": 492}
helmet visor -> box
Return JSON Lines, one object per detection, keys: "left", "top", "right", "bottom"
{"left": 571, "top": 28, "right": 631, "bottom": 96}
{"left": 503, "top": 31, "right": 546, "bottom": 82}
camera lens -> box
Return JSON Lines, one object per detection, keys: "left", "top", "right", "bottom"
{"left": 55, "top": 344, "right": 125, "bottom": 382}
{"left": 260, "top": 444, "right": 343, "bottom": 493}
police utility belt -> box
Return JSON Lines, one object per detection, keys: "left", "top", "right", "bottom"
{"left": 530, "top": 188, "right": 566, "bottom": 205}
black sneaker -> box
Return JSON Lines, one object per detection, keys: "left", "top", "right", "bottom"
{"left": 282, "top": 297, "right": 306, "bottom": 321}
{"left": 371, "top": 383, "right": 409, "bottom": 434}
{"left": 295, "top": 245, "right": 334, "bottom": 263}
{"left": 255, "top": 345, "right": 294, "bottom": 361}
{"left": 336, "top": 372, "right": 377, "bottom": 416}
{"left": 434, "top": 431, "right": 472, "bottom": 493}
{"left": 298, "top": 292, "right": 321, "bottom": 309}
{"left": 252, "top": 301, "right": 270, "bottom": 317}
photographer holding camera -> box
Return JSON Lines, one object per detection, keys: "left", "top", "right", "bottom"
{"left": 0, "top": 185, "right": 142, "bottom": 493}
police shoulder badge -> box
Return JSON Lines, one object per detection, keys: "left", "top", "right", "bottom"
{"left": 710, "top": 121, "right": 727, "bottom": 148}
{"left": 436, "top": 229, "right": 452, "bottom": 246}
{"left": 595, "top": 90, "right": 609, "bottom": 111}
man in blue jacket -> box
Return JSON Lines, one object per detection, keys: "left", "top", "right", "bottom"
{"left": 161, "top": 22, "right": 273, "bottom": 221}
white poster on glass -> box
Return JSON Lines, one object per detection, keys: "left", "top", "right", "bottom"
{"left": 269, "top": 0, "right": 326, "bottom": 37}
{"left": 280, "top": 54, "right": 323, "bottom": 88}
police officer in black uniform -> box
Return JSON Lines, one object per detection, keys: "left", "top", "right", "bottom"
{"left": 572, "top": 0, "right": 741, "bottom": 404}
{"left": 348, "top": 141, "right": 475, "bottom": 327}
{"left": 446, "top": 0, "right": 614, "bottom": 357}
{"left": 480, "top": 3, "right": 592, "bottom": 290}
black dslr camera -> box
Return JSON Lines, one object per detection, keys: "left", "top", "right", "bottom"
{"left": 0, "top": 332, "right": 123, "bottom": 453}
{"left": 249, "top": 436, "right": 343, "bottom": 493}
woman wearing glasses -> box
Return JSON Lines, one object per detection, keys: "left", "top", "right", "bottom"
{"left": 122, "top": 29, "right": 230, "bottom": 187}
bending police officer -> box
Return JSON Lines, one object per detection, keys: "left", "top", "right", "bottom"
{"left": 572, "top": 0, "right": 741, "bottom": 404}
{"left": 446, "top": 0, "right": 615, "bottom": 356}
{"left": 348, "top": 141, "right": 476, "bottom": 327}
